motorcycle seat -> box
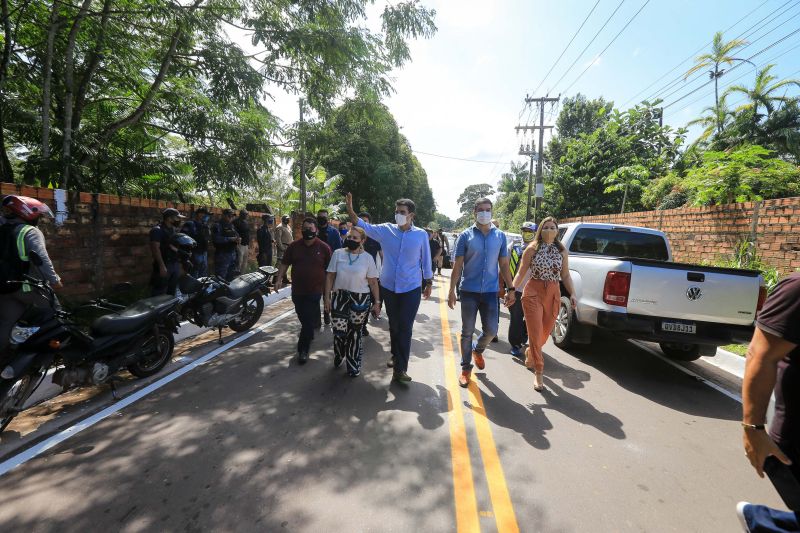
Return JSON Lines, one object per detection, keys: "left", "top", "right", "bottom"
{"left": 91, "top": 295, "right": 178, "bottom": 336}
{"left": 227, "top": 272, "right": 265, "bottom": 299}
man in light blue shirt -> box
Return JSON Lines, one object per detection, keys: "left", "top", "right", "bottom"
{"left": 448, "top": 197, "right": 515, "bottom": 388}
{"left": 346, "top": 192, "right": 433, "bottom": 384}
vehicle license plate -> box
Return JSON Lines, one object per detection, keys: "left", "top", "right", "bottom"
{"left": 662, "top": 321, "right": 696, "bottom": 334}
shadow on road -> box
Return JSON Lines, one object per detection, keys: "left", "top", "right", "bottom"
{"left": 555, "top": 330, "right": 740, "bottom": 421}
{"left": 0, "top": 314, "right": 454, "bottom": 532}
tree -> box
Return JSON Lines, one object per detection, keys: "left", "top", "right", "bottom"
{"left": 305, "top": 96, "right": 436, "bottom": 225}
{"left": 431, "top": 212, "right": 455, "bottom": 231}
{"left": 546, "top": 102, "right": 686, "bottom": 218}
{"left": 683, "top": 31, "right": 749, "bottom": 134}
{"left": 603, "top": 164, "right": 649, "bottom": 214}
{"left": 725, "top": 64, "right": 800, "bottom": 118}
{"left": 686, "top": 94, "right": 733, "bottom": 149}
{"left": 1, "top": 0, "right": 437, "bottom": 196}
{"left": 548, "top": 94, "right": 613, "bottom": 165}
{"left": 682, "top": 144, "right": 800, "bottom": 205}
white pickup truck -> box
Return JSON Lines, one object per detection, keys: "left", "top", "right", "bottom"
{"left": 551, "top": 223, "right": 767, "bottom": 361}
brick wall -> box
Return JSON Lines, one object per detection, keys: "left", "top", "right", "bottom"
{"left": 561, "top": 196, "right": 800, "bottom": 273}
{"left": 0, "top": 184, "right": 289, "bottom": 300}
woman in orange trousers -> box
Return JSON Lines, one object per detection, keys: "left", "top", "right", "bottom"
{"left": 511, "top": 217, "right": 577, "bottom": 392}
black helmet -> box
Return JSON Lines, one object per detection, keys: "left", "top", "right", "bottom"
{"left": 170, "top": 232, "right": 196, "bottom": 261}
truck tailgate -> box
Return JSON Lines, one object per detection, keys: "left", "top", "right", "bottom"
{"left": 626, "top": 260, "right": 761, "bottom": 326}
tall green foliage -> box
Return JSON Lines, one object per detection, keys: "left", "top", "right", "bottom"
{"left": 1, "top": 0, "right": 436, "bottom": 199}
{"left": 305, "top": 96, "right": 436, "bottom": 225}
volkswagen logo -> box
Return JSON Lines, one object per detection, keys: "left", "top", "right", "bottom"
{"left": 686, "top": 287, "right": 703, "bottom": 301}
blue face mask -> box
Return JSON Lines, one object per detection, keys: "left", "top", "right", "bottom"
{"left": 202, "top": 215, "right": 210, "bottom": 224}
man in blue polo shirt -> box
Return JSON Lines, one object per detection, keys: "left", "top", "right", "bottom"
{"left": 448, "top": 197, "right": 516, "bottom": 388}
{"left": 346, "top": 192, "right": 433, "bottom": 384}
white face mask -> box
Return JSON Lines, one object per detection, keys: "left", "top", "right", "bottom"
{"left": 395, "top": 213, "right": 408, "bottom": 226}
{"left": 476, "top": 211, "right": 492, "bottom": 225}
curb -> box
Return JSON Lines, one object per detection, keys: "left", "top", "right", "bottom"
{"left": 703, "top": 348, "right": 746, "bottom": 380}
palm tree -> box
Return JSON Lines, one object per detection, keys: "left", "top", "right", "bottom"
{"left": 686, "top": 94, "right": 733, "bottom": 148}
{"left": 725, "top": 64, "right": 800, "bottom": 118}
{"left": 684, "top": 31, "right": 750, "bottom": 133}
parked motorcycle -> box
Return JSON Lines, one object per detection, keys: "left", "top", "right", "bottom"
{"left": 0, "top": 278, "right": 181, "bottom": 431}
{"left": 177, "top": 265, "right": 278, "bottom": 343}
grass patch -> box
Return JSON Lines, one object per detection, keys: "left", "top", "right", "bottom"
{"left": 721, "top": 344, "right": 748, "bottom": 357}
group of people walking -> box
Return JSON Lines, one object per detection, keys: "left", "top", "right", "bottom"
{"left": 271, "top": 191, "right": 577, "bottom": 395}
{"left": 275, "top": 192, "right": 431, "bottom": 382}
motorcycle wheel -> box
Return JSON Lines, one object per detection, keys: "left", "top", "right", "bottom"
{"left": 0, "top": 374, "right": 35, "bottom": 432}
{"left": 127, "top": 327, "right": 175, "bottom": 378}
{"left": 228, "top": 292, "right": 264, "bottom": 332}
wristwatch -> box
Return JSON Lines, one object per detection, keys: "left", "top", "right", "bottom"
{"left": 423, "top": 279, "right": 433, "bottom": 288}
{"left": 506, "top": 287, "right": 515, "bottom": 293}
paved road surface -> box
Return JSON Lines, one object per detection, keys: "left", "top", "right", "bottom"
{"left": 0, "top": 273, "right": 783, "bottom": 532}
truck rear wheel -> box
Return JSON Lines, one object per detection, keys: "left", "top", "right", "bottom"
{"left": 659, "top": 342, "right": 703, "bottom": 361}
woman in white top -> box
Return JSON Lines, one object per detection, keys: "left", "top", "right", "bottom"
{"left": 324, "top": 226, "right": 381, "bottom": 377}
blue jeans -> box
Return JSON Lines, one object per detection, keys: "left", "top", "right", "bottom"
{"left": 192, "top": 252, "right": 208, "bottom": 278}
{"left": 214, "top": 251, "right": 237, "bottom": 281}
{"left": 459, "top": 291, "right": 499, "bottom": 370}
{"left": 292, "top": 294, "right": 321, "bottom": 354}
{"left": 381, "top": 286, "right": 422, "bottom": 373}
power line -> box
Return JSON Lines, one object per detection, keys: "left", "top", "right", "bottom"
{"left": 412, "top": 150, "right": 511, "bottom": 165}
{"left": 547, "top": 0, "right": 628, "bottom": 94}
{"left": 531, "top": 0, "right": 601, "bottom": 95}
{"left": 560, "top": 0, "right": 652, "bottom": 96}
{"left": 645, "top": 0, "right": 798, "bottom": 104}
{"left": 672, "top": 39, "right": 800, "bottom": 115}
{"left": 655, "top": 7, "right": 800, "bottom": 106}
{"left": 663, "top": 25, "right": 800, "bottom": 109}
{"left": 620, "top": 0, "right": 772, "bottom": 108}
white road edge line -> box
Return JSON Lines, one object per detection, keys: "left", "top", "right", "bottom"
{"left": 629, "top": 340, "right": 743, "bottom": 404}
{"left": 0, "top": 309, "right": 295, "bottom": 478}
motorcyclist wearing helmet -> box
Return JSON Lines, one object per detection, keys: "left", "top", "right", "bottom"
{"left": 150, "top": 207, "right": 186, "bottom": 296}
{"left": 0, "top": 195, "right": 62, "bottom": 353}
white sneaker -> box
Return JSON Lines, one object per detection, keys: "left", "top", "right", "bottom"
{"left": 736, "top": 502, "right": 752, "bottom": 533}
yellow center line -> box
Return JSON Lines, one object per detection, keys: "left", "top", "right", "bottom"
{"left": 437, "top": 280, "right": 480, "bottom": 533}
{"left": 439, "top": 281, "right": 520, "bottom": 533}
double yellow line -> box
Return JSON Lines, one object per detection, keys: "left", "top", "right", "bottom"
{"left": 437, "top": 282, "right": 519, "bottom": 533}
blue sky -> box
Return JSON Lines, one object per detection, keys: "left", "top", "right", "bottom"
{"left": 378, "top": 0, "right": 800, "bottom": 219}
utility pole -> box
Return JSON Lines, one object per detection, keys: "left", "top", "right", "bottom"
{"left": 516, "top": 94, "right": 558, "bottom": 223}
{"left": 298, "top": 98, "right": 307, "bottom": 215}
{"left": 515, "top": 137, "right": 536, "bottom": 221}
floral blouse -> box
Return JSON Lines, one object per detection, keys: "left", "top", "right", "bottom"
{"left": 530, "top": 243, "right": 563, "bottom": 282}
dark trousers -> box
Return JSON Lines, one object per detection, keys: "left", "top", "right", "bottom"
{"left": 151, "top": 261, "right": 181, "bottom": 296}
{"left": 507, "top": 292, "right": 527, "bottom": 347}
{"left": 381, "top": 286, "right": 421, "bottom": 373}
{"left": 258, "top": 250, "right": 273, "bottom": 267}
{"left": 214, "top": 251, "right": 237, "bottom": 281}
{"left": 292, "top": 294, "right": 321, "bottom": 354}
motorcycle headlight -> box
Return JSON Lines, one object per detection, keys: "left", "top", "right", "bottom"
{"left": 10, "top": 325, "right": 40, "bottom": 345}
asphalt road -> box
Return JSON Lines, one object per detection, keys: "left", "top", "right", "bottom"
{"left": 0, "top": 273, "right": 784, "bottom": 532}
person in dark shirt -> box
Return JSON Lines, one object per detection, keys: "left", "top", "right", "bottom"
{"left": 358, "top": 211, "right": 383, "bottom": 337}
{"left": 316, "top": 209, "right": 342, "bottom": 252}
{"left": 427, "top": 228, "right": 442, "bottom": 275}
{"left": 315, "top": 209, "right": 341, "bottom": 326}
{"left": 181, "top": 207, "right": 211, "bottom": 278}
{"left": 212, "top": 209, "right": 240, "bottom": 281}
{"left": 149, "top": 207, "right": 185, "bottom": 296}
{"left": 274, "top": 217, "right": 332, "bottom": 364}
{"left": 739, "top": 273, "right": 800, "bottom": 531}
{"left": 257, "top": 214, "right": 275, "bottom": 267}
{"left": 359, "top": 212, "right": 382, "bottom": 264}
{"left": 233, "top": 209, "right": 252, "bottom": 275}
